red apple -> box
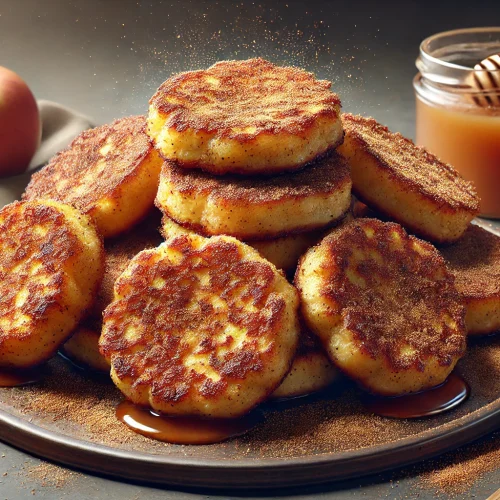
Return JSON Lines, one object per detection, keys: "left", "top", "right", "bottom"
{"left": 0, "top": 67, "right": 40, "bottom": 176}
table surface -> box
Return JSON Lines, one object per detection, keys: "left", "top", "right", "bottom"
{"left": 1, "top": 0, "right": 500, "bottom": 498}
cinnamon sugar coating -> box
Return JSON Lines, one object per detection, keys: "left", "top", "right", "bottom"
{"left": 100, "top": 232, "right": 299, "bottom": 417}
{"left": 338, "top": 114, "right": 480, "bottom": 243}
{"left": 296, "top": 218, "right": 467, "bottom": 395}
{"left": 151, "top": 58, "right": 341, "bottom": 139}
{"left": 155, "top": 152, "right": 351, "bottom": 240}
{"left": 342, "top": 114, "right": 479, "bottom": 212}
{"left": 148, "top": 58, "right": 343, "bottom": 175}
{"left": 441, "top": 224, "right": 500, "bottom": 335}
{"left": 23, "top": 116, "right": 162, "bottom": 238}
{"left": 0, "top": 200, "right": 104, "bottom": 368}
{"left": 441, "top": 225, "right": 500, "bottom": 300}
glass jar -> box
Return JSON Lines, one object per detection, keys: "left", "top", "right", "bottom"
{"left": 414, "top": 27, "right": 500, "bottom": 219}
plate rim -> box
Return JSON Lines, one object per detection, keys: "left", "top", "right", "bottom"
{"left": 1, "top": 396, "right": 499, "bottom": 489}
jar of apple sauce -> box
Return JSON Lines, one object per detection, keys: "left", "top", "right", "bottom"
{"left": 414, "top": 27, "right": 500, "bottom": 218}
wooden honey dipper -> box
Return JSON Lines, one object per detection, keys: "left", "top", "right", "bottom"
{"left": 468, "top": 53, "right": 500, "bottom": 107}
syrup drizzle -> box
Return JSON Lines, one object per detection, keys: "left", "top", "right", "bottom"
{"left": 0, "top": 366, "right": 44, "bottom": 387}
{"left": 116, "top": 400, "right": 263, "bottom": 445}
{"left": 363, "top": 373, "right": 470, "bottom": 418}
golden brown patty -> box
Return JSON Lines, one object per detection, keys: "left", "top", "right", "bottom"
{"left": 161, "top": 214, "right": 324, "bottom": 274}
{"left": 271, "top": 330, "right": 339, "bottom": 399}
{"left": 155, "top": 152, "right": 352, "bottom": 240}
{"left": 62, "top": 322, "right": 110, "bottom": 372}
{"left": 440, "top": 224, "right": 500, "bottom": 335}
{"left": 352, "top": 206, "right": 500, "bottom": 335}
{"left": 0, "top": 200, "right": 104, "bottom": 368}
{"left": 337, "top": 114, "right": 480, "bottom": 243}
{"left": 148, "top": 58, "right": 344, "bottom": 175}
{"left": 23, "top": 116, "right": 162, "bottom": 238}
{"left": 296, "top": 218, "right": 467, "bottom": 396}
{"left": 100, "top": 232, "right": 300, "bottom": 417}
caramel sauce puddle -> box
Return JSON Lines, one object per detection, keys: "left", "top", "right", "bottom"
{"left": 363, "top": 373, "right": 470, "bottom": 418}
{"left": 116, "top": 401, "right": 263, "bottom": 445}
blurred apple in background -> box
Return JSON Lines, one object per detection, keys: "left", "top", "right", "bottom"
{"left": 0, "top": 66, "right": 40, "bottom": 177}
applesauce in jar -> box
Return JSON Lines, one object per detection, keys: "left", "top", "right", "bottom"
{"left": 414, "top": 28, "right": 500, "bottom": 218}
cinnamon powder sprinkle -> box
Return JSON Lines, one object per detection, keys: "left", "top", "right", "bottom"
{"left": 441, "top": 224, "right": 500, "bottom": 300}
{"left": 164, "top": 151, "right": 350, "bottom": 204}
{"left": 12, "top": 363, "right": 134, "bottom": 447}
{"left": 341, "top": 113, "right": 480, "bottom": 212}
{"left": 150, "top": 58, "right": 341, "bottom": 139}
{"left": 419, "top": 430, "right": 500, "bottom": 495}
{"left": 23, "top": 462, "right": 76, "bottom": 489}
{"left": 23, "top": 116, "right": 151, "bottom": 211}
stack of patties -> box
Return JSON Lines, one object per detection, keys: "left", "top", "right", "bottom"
{"left": 150, "top": 58, "right": 351, "bottom": 274}
{"left": 141, "top": 58, "right": 351, "bottom": 404}
{"left": 16, "top": 60, "right": 346, "bottom": 407}
{"left": 10, "top": 57, "right": 496, "bottom": 434}
{"left": 100, "top": 59, "right": 351, "bottom": 417}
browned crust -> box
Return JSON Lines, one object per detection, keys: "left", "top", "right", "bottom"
{"left": 342, "top": 113, "right": 480, "bottom": 214}
{"left": 156, "top": 151, "right": 351, "bottom": 240}
{"left": 23, "top": 116, "right": 151, "bottom": 212}
{"left": 100, "top": 236, "right": 297, "bottom": 414}
{"left": 162, "top": 150, "right": 350, "bottom": 202}
{"left": 297, "top": 218, "right": 467, "bottom": 372}
{"left": 0, "top": 202, "right": 104, "bottom": 366}
{"left": 149, "top": 58, "right": 341, "bottom": 141}
{"left": 440, "top": 224, "right": 500, "bottom": 301}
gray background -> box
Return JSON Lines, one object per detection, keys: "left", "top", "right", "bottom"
{"left": 1, "top": 0, "right": 500, "bottom": 498}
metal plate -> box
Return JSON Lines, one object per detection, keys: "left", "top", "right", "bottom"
{"left": 0, "top": 178, "right": 499, "bottom": 490}
{"left": 0, "top": 349, "right": 499, "bottom": 489}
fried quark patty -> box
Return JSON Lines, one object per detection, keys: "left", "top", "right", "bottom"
{"left": 99, "top": 231, "right": 300, "bottom": 417}
{"left": 161, "top": 215, "right": 323, "bottom": 274}
{"left": 23, "top": 116, "right": 162, "bottom": 238}
{"left": 0, "top": 200, "right": 104, "bottom": 368}
{"left": 296, "top": 218, "right": 467, "bottom": 396}
{"left": 62, "top": 321, "right": 110, "bottom": 372}
{"left": 148, "top": 58, "right": 343, "bottom": 175}
{"left": 271, "top": 330, "right": 339, "bottom": 400}
{"left": 352, "top": 202, "right": 500, "bottom": 336}
{"left": 337, "top": 114, "right": 480, "bottom": 243}
{"left": 156, "top": 152, "right": 351, "bottom": 240}
{"left": 441, "top": 224, "right": 500, "bottom": 335}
